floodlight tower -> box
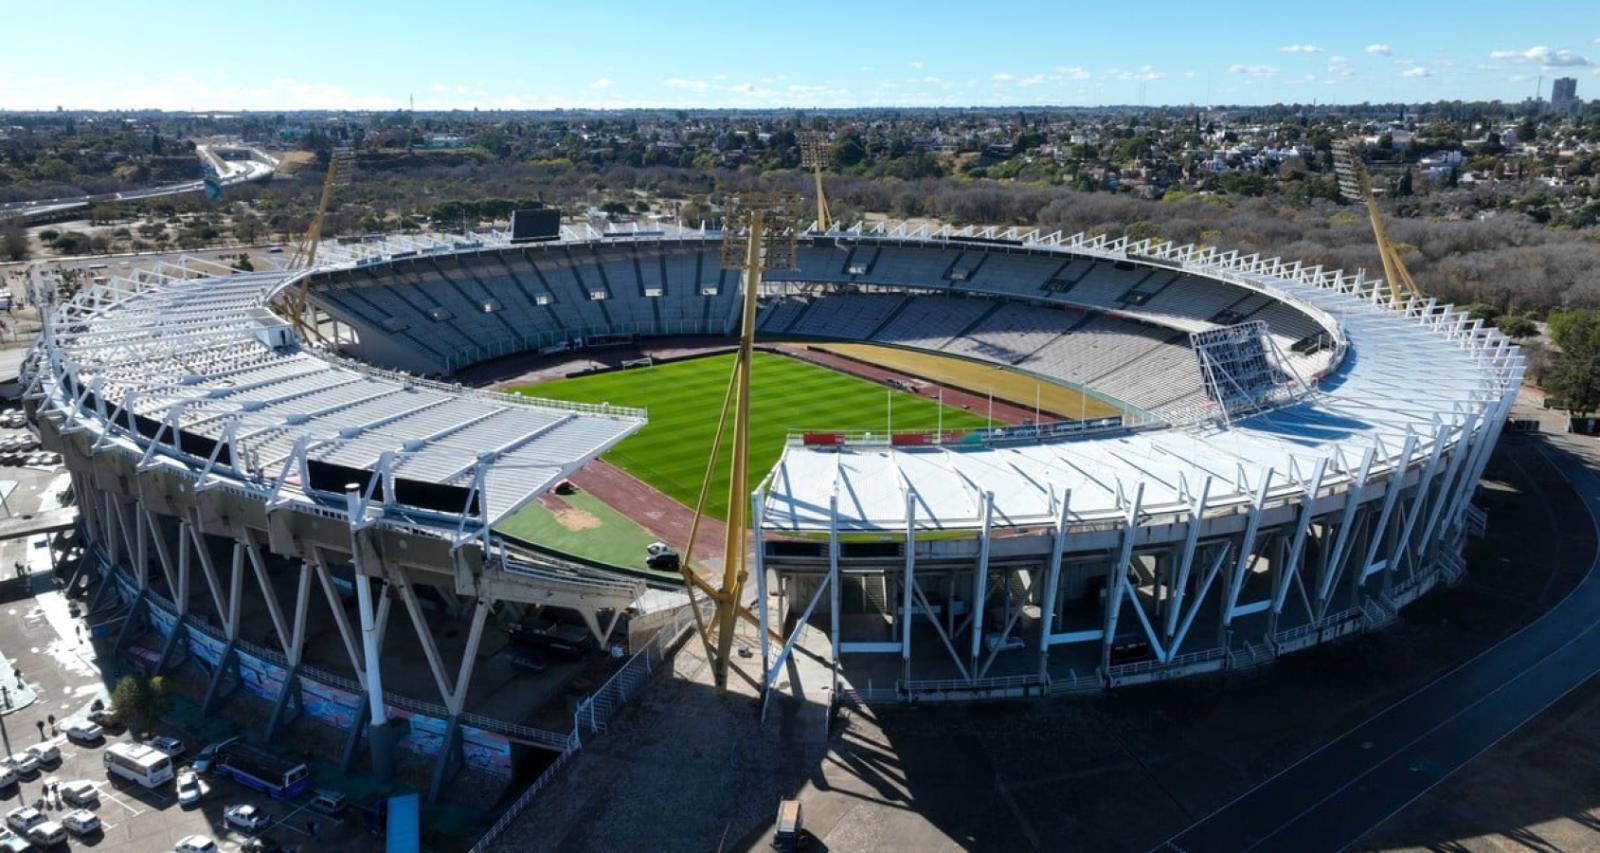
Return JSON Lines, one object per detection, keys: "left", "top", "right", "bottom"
{"left": 1333, "top": 137, "right": 1422, "bottom": 307}
{"left": 797, "top": 131, "right": 832, "bottom": 231}
{"left": 276, "top": 147, "right": 355, "bottom": 343}
{"left": 680, "top": 192, "right": 801, "bottom": 691}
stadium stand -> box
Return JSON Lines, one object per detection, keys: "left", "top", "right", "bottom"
{"left": 308, "top": 237, "right": 1333, "bottom": 421}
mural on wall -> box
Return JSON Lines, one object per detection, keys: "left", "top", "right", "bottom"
{"left": 301, "top": 679, "right": 363, "bottom": 731}
{"left": 236, "top": 653, "right": 288, "bottom": 703}
{"left": 108, "top": 569, "right": 515, "bottom": 779}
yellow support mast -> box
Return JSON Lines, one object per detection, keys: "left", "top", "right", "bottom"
{"left": 677, "top": 192, "right": 801, "bottom": 691}
{"left": 798, "top": 131, "right": 832, "bottom": 232}
{"left": 275, "top": 147, "right": 355, "bottom": 342}
{"left": 1333, "top": 138, "right": 1423, "bottom": 307}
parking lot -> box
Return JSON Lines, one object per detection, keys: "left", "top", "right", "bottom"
{"left": 0, "top": 393, "right": 386, "bottom": 853}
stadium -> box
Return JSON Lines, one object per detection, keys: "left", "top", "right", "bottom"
{"left": 20, "top": 215, "right": 1522, "bottom": 809}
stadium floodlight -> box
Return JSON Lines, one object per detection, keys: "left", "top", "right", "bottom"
{"left": 797, "top": 131, "right": 832, "bottom": 231}
{"left": 1331, "top": 137, "right": 1423, "bottom": 308}
{"left": 718, "top": 192, "right": 803, "bottom": 272}
{"left": 672, "top": 190, "right": 807, "bottom": 692}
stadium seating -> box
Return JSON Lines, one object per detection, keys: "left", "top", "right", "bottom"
{"left": 308, "top": 237, "right": 1333, "bottom": 418}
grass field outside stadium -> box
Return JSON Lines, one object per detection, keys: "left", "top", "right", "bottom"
{"left": 506, "top": 351, "right": 992, "bottom": 520}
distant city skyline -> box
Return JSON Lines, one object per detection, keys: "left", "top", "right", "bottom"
{"left": 3, "top": 0, "right": 1597, "bottom": 112}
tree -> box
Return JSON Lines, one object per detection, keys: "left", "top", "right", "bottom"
{"left": 1491, "top": 313, "right": 1537, "bottom": 339}
{"left": 108, "top": 674, "right": 167, "bottom": 736}
{"left": 1545, "top": 309, "right": 1600, "bottom": 414}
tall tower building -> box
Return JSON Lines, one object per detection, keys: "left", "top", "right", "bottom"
{"left": 1552, "top": 77, "right": 1580, "bottom": 115}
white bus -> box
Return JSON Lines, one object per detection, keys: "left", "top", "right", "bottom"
{"left": 103, "top": 743, "right": 174, "bottom": 788}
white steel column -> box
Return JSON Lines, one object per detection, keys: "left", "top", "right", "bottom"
{"left": 968, "top": 491, "right": 994, "bottom": 674}
{"left": 1164, "top": 477, "right": 1212, "bottom": 644}
{"left": 1037, "top": 489, "right": 1071, "bottom": 680}
{"left": 1101, "top": 482, "right": 1144, "bottom": 672}
{"left": 902, "top": 491, "right": 916, "bottom": 685}
{"left": 753, "top": 489, "right": 770, "bottom": 681}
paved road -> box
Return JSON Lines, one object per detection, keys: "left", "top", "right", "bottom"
{"left": 1160, "top": 432, "right": 1600, "bottom": 853}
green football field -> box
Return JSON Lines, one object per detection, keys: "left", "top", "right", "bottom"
{"left": 508, "top": 351, "right": 991, "bottom": 519}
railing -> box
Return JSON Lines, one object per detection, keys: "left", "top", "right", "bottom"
{"left": 1046, "top": 668, "right": 1103, "bottom": 694}
{"left": 902, "top": 673, "right": 1044, "bottom": 695}
{"left": 465, "top": 731, "right": 580, "bottom": 853}
{"left": 1105, "top": 646, "right": 1225, "bottom": 680}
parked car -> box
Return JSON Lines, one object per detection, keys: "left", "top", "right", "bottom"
{"left": 24, "top": 744, "right": 58, "bottom": 765}
{"left": 0, "top": 830, "right": 28, "bottom": 853}
{"left": 86, "top": 706, "right": 117, "bottom": 728}
{"left": 61, "top": 810, "right": 99, "bottom": 837}
{"left": 62, "top": 722, "right": 103, "bottom": 744}
{"left": 25, "top": 820, "right": 65, "bottom": 848}
{"left": 59, "top": 781, "right": 96, "bottom": 808}
{"left": 983, "top": 632, "right": 1025, "bottom": 653}
{"left": 223, "top": 804, "right": 269, "bottom": 833}
{"left": 3, "top": 806, "right": 42, "bottom": 835}
{"left": 192, "top": 736, "right": 236, "bottom": 775}
{"left": 306, "top": 789, "right": 348, "bottom": 818}
{"left": 773, "top": 799, "right": 805, "bottom": 851}
{"left": 148, "top": 736, "right": 186, "bottom": 760}
{"left": 174, "top": 835, "right": 218, "bottom": 853}
{"left": 0, "top": 768, "right": 15, "bottom": 790}
{"left": 176, "top": 769, "right": 202, "bottom": 806}
{"left": 2, "top": 755, "right": 37, "bottom": 777}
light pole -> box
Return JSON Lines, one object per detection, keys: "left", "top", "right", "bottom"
{"left": 0, "top": 685, "right": 12, "bottom": 756}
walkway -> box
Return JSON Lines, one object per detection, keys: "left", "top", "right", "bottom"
{"left": 1160, "top": 430, "right": 1600, "bottom": 852}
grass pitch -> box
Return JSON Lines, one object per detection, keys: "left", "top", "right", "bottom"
{"left": 508, "top": 351, "right": 990, "bottom": 519}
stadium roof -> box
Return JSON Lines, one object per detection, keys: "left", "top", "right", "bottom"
{"left": 761, "top": 244, "right": 1517, "bottom": 533}
{"left": 36, "top": 263, "right": 645, "bottom": 528}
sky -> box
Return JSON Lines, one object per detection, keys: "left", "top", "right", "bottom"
{"left": 3, "top": 0, "right": 1598, "bottom": 112}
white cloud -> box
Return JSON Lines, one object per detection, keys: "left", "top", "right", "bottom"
{"left": 991, "top": 73, "right": 1015, "bottom": 81}
{"left": 858, "top": 65, "right": 874, "bottom": 72}
{"left": 920, "top": 76, "right": 943, "bottom": 84}
{"left": 1330, "top": 56, "right": 1351, "bottom": 64}
{"left": 1019, "top": 74, "right": 1047, "bottom": 86}
{"left": 1489, "top": 46, "right": 1591, "bottom": 66}
{"left": 909, "top": 61, "right": 924, "bottom": 70}
{"left": 1279, "top": 44, "right": 1323, "bottom": 53}
{"left": 1112, "top": 65, "right": 1164, "bottom": 81}
{"left": 662, "top": 78, "right": 710, "bottom": 92}
{"left": 1401, "top": 66, "right": 1430, "bottom": 78}
{"left": 1055, "top": 66, "right": 1092, "bottom": 80}
{"left": 589, "top": 77, "right": 614, "bottom": 89}
{"left": 1228, "top": 64, "right": 1279, "bottom": 77}
{"left": 1366, "top": 43, "right": 1392, "bottom": 55}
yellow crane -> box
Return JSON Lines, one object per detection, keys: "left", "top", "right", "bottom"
{"left": 274, "top": 147, "right": 355, "bottom": 342}
{"left": 1332, "top": 138, "right": 1423, "bottom": 307}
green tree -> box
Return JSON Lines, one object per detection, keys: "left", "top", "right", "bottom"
{"left": 1491, "top": 314, "right": 1537, "bottom": 339}
{"left": 108, "top": 674, "right": 167, "bottom": 736}
{"left": 1546, "top": 309, "right": 1600, "bottom": 414}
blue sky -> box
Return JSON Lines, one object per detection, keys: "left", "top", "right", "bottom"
{"left": 3, "top": 0, "right": 1598, "bottom": 111}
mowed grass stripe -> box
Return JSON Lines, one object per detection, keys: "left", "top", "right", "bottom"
{"left": 510, "top": 352, "right": 989, "bottom": 519}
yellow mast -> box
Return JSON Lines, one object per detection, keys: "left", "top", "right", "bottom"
{"left": 276, "top": 147, "right": 354, "bottom": 342}
{"left": 1333, "top": 138, "right": 1423, "bottom": 307}
{"left": 678, "top": 192, "right": 800, "bottom": 690}
{"left": 798, "top": 131, "right": 832, "bottom": 231}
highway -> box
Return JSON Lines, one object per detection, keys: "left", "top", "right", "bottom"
{"left": 0, "top": 143, "right": 276, "bottom": 221}
{"left": 1160, "top": 429, "right": 1600, "bottom": 852}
